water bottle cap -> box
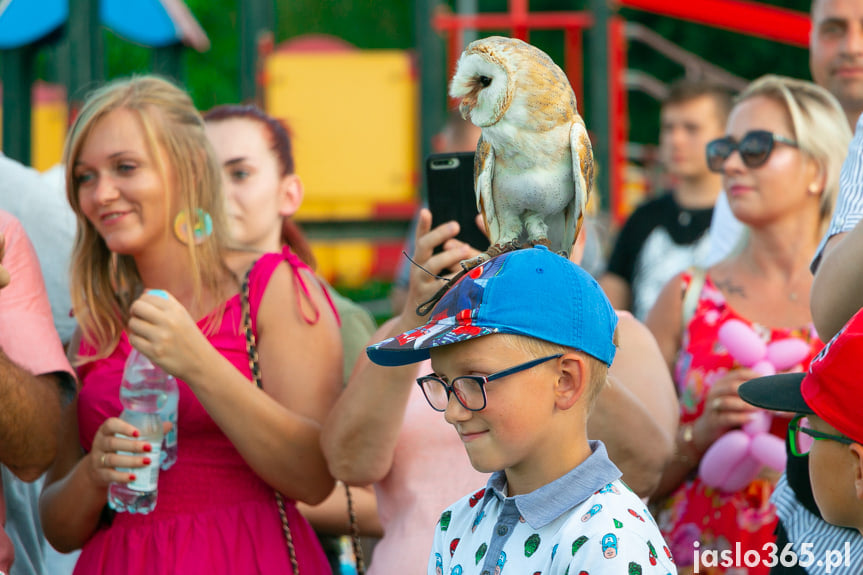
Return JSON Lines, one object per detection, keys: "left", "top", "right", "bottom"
{"left": 148, "top": 289, "right": 170, "bottom": 300}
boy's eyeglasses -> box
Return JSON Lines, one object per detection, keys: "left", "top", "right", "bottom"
{"left": 788, "top": 414, "right": 854, "bottom": 457}
{"left": 417, "top": 354, "right": 563, "bottom": 412}
{"left": 706, "top": 130, "right": 799, "bottom": 173}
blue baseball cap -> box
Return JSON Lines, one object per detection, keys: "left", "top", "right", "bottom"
{"left": 367, "top": 245, "right": 618, "bottom": 367}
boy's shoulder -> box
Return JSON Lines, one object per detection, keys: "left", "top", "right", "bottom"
{"left": 558, "top": 479, "right": 676, "bottom": 573}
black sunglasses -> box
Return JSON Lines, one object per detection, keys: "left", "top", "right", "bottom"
{"left": 706, "top": 130, "right": 799, "bottom": 173}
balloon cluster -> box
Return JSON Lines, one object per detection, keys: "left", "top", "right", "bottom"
{"left": 697, "top": 319, "right": 809, "bottom": 493}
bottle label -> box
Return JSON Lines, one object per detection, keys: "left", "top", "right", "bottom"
{"left": 116, "top": 435, "right": 162, "bottom": 492}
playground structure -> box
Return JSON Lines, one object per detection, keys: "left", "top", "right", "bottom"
{"left": 431, "top": 0, "right": 809, "bottom": 223}
{"left": 0, "top": 0, "right": 811, "bottom": 289}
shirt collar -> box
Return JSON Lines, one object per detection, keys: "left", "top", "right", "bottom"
{"left": 482, "top": 440, "right": 622, "bottom": 529}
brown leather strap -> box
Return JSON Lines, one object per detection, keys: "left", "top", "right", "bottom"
{"left": 241, "top": 263, "right": 365, "bottom": 574}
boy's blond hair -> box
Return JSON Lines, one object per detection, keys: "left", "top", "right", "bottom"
{"left": 498, "top": 333, "right": 611, "bottom": 412}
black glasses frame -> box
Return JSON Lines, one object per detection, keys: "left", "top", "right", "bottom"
{"left": 788, "top": 414, "right": 854, "bottom": 457}
{"left": 706, "top": 130, "right": 799, "bottom": 173}
{"left": 417, "top": 353, "right": 563, "bottom": 412}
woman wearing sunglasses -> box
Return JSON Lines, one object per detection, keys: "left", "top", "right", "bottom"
{"left": 646, "top": 75, "right": 851, "bottom": 574}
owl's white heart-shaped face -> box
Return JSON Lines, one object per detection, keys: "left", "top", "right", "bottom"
{"left": 449, "top": 51, "right": 511, "bottom": 127}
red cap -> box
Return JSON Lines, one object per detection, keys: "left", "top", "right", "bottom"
{"left": 802, "top": 308, "right": 863, "bottom": 445}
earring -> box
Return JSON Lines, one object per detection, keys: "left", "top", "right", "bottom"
{"left": 808, "top": 183, "right": 820, "bottom": 195}
{"left": 174, "top": 209, "right": 213, "bottom": 245}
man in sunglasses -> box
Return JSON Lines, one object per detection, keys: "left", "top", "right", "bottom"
{"left": 739, "top": 308, "right": 863, "bottom": 566}
{"left": 600, "top": 80, "right": 733, "bottom": 321}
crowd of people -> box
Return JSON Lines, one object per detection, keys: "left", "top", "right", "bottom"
{"left": 1, "top": 0, "right": 863, "bottom": 574}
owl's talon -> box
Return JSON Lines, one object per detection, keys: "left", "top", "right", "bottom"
{"left": 460, "top": 253, "right": 489, "bottom": 272}
{"left": 526, "top": 238, "right": 551, "bottom": 249}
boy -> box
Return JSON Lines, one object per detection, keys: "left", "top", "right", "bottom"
{"left": 740, "top": 308, "right": 863, "bottom": 545}
{"left": 367, "top": 245, "right": 676, "bottom": 574}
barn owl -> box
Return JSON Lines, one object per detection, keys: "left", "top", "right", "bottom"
{"left": 449, "top": 36, "right": 593, "bottom": 263}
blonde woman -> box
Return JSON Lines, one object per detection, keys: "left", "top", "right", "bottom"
{"left": 647, "top": 75, "right": 851, "bottom": 574}
{"left": 39, "top": 76, "right": 342, "bottom": 574}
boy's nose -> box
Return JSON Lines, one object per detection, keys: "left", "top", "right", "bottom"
{"left": 443, "top": 393, "right": 472, "bottom": 425}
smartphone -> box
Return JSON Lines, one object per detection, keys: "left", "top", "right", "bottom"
{"left": 425, "top": 151, "right": 490, "bottom": 254}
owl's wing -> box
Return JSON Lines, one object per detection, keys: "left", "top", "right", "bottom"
{"left": 568, "top": 119, "right": 594, "bottom": 249}
{"left": 474, "top": 136, "right": 498, "bottom": 245}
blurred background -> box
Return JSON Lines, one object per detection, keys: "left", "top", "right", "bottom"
{"left": 0, "top": 0, "right": 812, "bottom": 320}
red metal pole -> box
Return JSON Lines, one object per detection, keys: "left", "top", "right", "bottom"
{"left": 609, "top": 15, "right": 628, "bottom": 225}
{"left": 510, "top": 0, "right": 529, "bottom": 41}
{"left": 619, "top": 0, "right": 810, "bottom": 47}
{"left": 433, "top": 12, "right": 593, "bottom": 31}
{"left": 564, "top": 27, "right": 584, "bottom": 116}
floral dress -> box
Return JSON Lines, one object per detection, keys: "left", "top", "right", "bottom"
{"left": 656, "top": 271, "right": 823, "bottom": 575}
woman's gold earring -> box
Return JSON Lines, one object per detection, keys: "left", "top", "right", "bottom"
{"left": 174, "top": 209, "right": 213, "bottom": 245}
{"left": 808, "top": 183, "right": 820, "bottom": 195}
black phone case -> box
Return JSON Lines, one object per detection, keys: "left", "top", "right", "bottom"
{"left": 425, "top": 152, "right": 490, "bottom": 254}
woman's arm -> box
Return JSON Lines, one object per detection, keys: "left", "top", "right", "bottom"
{"left": 296, "top": 484, "right": 383, "bottom": 537}
{"left": 588, "top": 313, "right": 677, "bottom": 498}
{"left": 39, "top": 398, "right": 152, "bottom": 552}
{"left": 645, "top": 272, "right": 758, "bottom": 500}
{"left": 811, "top": 229, "right": 863, "bottom": 340}
{"left": 645, "top": 273, "right": 686, "bottom": 375}
{"left": 321, "top": 209, "right": 477, "bottom": 486}
{"left": 127, "top": 263, "right": 343, "bottom": 505}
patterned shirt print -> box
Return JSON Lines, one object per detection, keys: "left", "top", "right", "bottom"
{"left": 428, "top": 442, "right": 676, "bottom": 575}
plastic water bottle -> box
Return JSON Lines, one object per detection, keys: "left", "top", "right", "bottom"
{"left": 107, "top": 349, "right": 166, "bottom": 514}
{"left": 159, "top": 374, "right": 179, "bottom": 470}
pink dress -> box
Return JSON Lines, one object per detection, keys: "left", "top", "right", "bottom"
{"left": 73, "top": 250, "right": 331, "bottom": 575}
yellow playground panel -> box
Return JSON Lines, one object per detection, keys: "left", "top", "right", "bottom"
{"left": 265, "top": 49, "right": 418, "bottom": 286}
{"left": 0, "top": 82, "right": 68, "bottom": 172}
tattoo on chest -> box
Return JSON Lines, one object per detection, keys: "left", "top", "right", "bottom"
{"left": 713, "top": 278, "right": 746, "bottom": 298}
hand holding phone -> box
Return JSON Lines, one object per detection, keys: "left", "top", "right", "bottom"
{"left": 425, "top": 152, "right": 490, "bottom": 254}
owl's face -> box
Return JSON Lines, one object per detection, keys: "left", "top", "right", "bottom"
{"left": 449, "top": 38, "right": 514, "bottom": 127}
{"left": 449, "top": 37, "right": 578, "bottom": 132}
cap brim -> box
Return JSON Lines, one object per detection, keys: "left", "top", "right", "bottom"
{"left": 366, "top": 322, "right": 501, "bottom": 367}
{"left": 738, "top": 372, "right": 813, "bottom": 414}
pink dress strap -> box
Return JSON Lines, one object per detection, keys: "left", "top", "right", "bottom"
{"left": 247, "top": 246, "right": 340, "bottom": 335}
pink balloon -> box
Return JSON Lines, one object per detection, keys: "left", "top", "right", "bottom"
{"left": 750, "top": 434, "right": 787, "bottom": 471}
{"left": 718, "top": 319, "right": 767, "bottom": 367}
{"left": 766, "top": 338, "right": 810, "bottom": 372}
{"left": 743, "top": 411, "right": 771, "bottom": 435}
{"left": 718, "top": 456, "right": 763, "bottom": 493}
{"left": 751, "top": 360, "right": 776, "bottom": 377}
{"left": 699, "top": 430, "right": 750, "bottom": 489}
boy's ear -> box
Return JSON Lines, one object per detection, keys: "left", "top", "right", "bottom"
{"left": 850, "top": 443, "right": 863, "bottom": 500}
{"left": 278, "top": 174, "right": 304, "bottom": 218}
{"left": 554, "top": 353, "right": 588, "bottom": 411}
